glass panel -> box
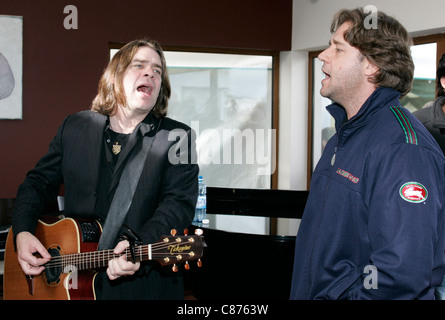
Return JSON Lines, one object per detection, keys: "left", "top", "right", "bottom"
{"left": 165, "top": 51, "right": 274, "bottom": 189}
{"left": 401, "top": 42, "right": 437, "bottom": 112}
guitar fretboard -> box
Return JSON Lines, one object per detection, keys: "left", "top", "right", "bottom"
{"left": 44, "top": 245, "right": 150, "bottom": 272}
{"left": 43, "top": 236, "right": 200, "bottom": 272}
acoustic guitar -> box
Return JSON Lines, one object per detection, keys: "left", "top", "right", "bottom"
{"left": 3, "top": 217, "right": 205, "bottom": 300}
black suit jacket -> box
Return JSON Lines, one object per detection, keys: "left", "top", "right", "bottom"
{"left": 12, "top": 110, "right": 199, "bottom": 299}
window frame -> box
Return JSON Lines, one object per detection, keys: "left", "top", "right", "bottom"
{"left": 164, "top": 46, "right": 280, "bottom": 190}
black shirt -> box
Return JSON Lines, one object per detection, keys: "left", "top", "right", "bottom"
{"left": 94, "top": 122, "right": 130, "bottom": 221}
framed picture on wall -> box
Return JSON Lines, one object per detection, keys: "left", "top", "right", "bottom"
{"left": 0, "top": 15, "right": 22, "bottom": 119}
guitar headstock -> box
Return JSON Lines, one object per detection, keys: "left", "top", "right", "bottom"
{"left": 153, "top": 228, "right": 206, "bottom": 272}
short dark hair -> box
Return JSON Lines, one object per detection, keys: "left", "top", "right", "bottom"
{"left": 331, "top": 8, "right": 414, "bottom": 99}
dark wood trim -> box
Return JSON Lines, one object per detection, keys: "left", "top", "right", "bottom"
{"left": 306, "top": 50, "right": 323, "bottom": 189}
{"left": 271, "top": 52, "right": 280, "bottom": 190}
{"left": 411, "top": 34, "right": 445, "bottom": 97}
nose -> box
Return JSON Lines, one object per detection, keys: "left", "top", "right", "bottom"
{"left": 144, "top": 71, "right": 154, "bottom": 78}
{"left": 318, "top": 48, "right": 329, "bottom": 63}
{"left": 143, "top": 66, "right": 156, "bottom": 78}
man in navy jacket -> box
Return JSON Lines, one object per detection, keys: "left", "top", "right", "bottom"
{"left": 290, "top": 8, "right": 445, "bottom": 299}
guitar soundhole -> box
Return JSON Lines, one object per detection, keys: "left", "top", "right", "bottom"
{"left": 45, "top": 246, "right": 62, "bottom": 286}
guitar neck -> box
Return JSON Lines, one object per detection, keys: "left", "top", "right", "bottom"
{"left": 44, "top": 234, "right": 201, "bottom": 272}
{"left": 45, "top": 245, "right": 151, "bottom": 272}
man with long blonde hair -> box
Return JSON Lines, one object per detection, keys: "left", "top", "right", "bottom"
{"left": 12, "top": 38, "right": 198, "bottom": 299}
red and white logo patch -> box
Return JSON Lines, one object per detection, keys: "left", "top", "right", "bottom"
{"left": 399, "top": 182, "right": 428, "bottom": 203}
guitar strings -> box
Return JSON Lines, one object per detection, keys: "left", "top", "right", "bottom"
{"left": 43, "top": 240, "right": 197, "bottom": 270}
{"left": 44, "top": 242, "right": 184, "bottom": 267}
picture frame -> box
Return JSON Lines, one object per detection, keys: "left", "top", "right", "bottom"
{"left": 0, "top": 15, "right": 23, "bottom": 119}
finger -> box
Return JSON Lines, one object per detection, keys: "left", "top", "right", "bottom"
{"left": 107, "top": 259, "right": 119, "bottom": 280}
{"left": 108, "top": 256, "right": 140, "bottom": 279}
{"left": 107, "top": 268, "right": 119, "bottom": 280}
{"left": 30, "top": 239, "right": 52, "bottom": 260}
{"left": 36, "top": 245, "right": 52, "bottom": 260}
{"left": 18, "top": 260, "right": 45, "bottom": 276}
{"left": 18, "top": 250, "right": 49, "bottom": 271}
{"left": 118, "top": 256, "right": 140, "bottom": 274}
{"left": 113, "top": 240, "right": 129, "bottom": 254}
{"left": 23, "top": 253, "right": 51, "bottom": 267}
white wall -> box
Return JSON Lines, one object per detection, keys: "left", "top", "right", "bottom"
{"left": 292, "top": 0, "right": 445, "bottom": 51}
{"left": 278, "top": 50, "right": 308, "bottom": 191}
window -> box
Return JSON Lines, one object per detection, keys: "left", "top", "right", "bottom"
{"left": 165, "top": 49, "right": 277, "bottom": 190}
{"left": 401, "top": 42, "right": 437, "bottom": 111}
{"left": 111, "top": 45, "right": 279, "bottom": 190}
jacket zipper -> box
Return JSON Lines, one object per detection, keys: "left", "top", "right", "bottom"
{"left": 306, "top": 136, "right": 340, "bottom": 297}
{"left": 331, "top": 147, "right": 337, "bottom": 166}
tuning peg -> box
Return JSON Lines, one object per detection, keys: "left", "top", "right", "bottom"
{"left": 197, "top": 259, "right": 202, "bottom": 268}
{"left": 170, "top": 229, "right": 177, "bottom": 236}
{"left": 184, "top": 228, "right": 188, "bottom": 236}
{"left": 184, "top": 261, "right": 190, "bottom": 270}
{"left": 172, "top": 264, "right": 178, "bottom": 272}
{"left": 195, "top": 228, "right": 203, "bottom": 236}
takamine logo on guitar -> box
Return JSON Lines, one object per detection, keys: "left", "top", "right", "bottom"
{"left": 3, "top": 217, "right": 206, "bottom": 300}
{"left": 169, "top": 243, "right": 192, "bottom": 254}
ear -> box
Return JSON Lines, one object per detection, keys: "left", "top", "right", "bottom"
{"left": 440, "top": 76, "right": 445, "bottom": 90}
{"left": 364, "top": 58, "right": 379, "bottom": 77}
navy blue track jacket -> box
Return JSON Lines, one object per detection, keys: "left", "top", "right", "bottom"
{"left": 290, "top": 87, "right": 445, "bottom": 299}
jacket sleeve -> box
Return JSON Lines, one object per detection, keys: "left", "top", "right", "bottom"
{"left": 12, "top": 117, "right": 67, "bottom": 237}
{"left": 348, "top": 143, "right": 445, "bottom": 299}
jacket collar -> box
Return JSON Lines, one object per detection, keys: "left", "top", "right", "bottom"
{"left": 327, "top": 87, "right": 401, "bottom": 133}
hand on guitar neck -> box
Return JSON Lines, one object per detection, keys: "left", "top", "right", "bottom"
{"left": 16, "top": 231, "right": 140, "bottom": 281}
{"left": 106, "top": 239, "right": 141, "bottom": 280}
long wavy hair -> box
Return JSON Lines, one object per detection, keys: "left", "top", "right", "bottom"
{"left": 331, "top": 8, "right": 414, "bottom": 99}
{"left": 91, "top": 38, "right": 171, "bottom": 118}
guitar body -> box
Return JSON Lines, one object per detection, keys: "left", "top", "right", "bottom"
{"left": 3, "top": 218, "right": 102, "bottom": 300}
